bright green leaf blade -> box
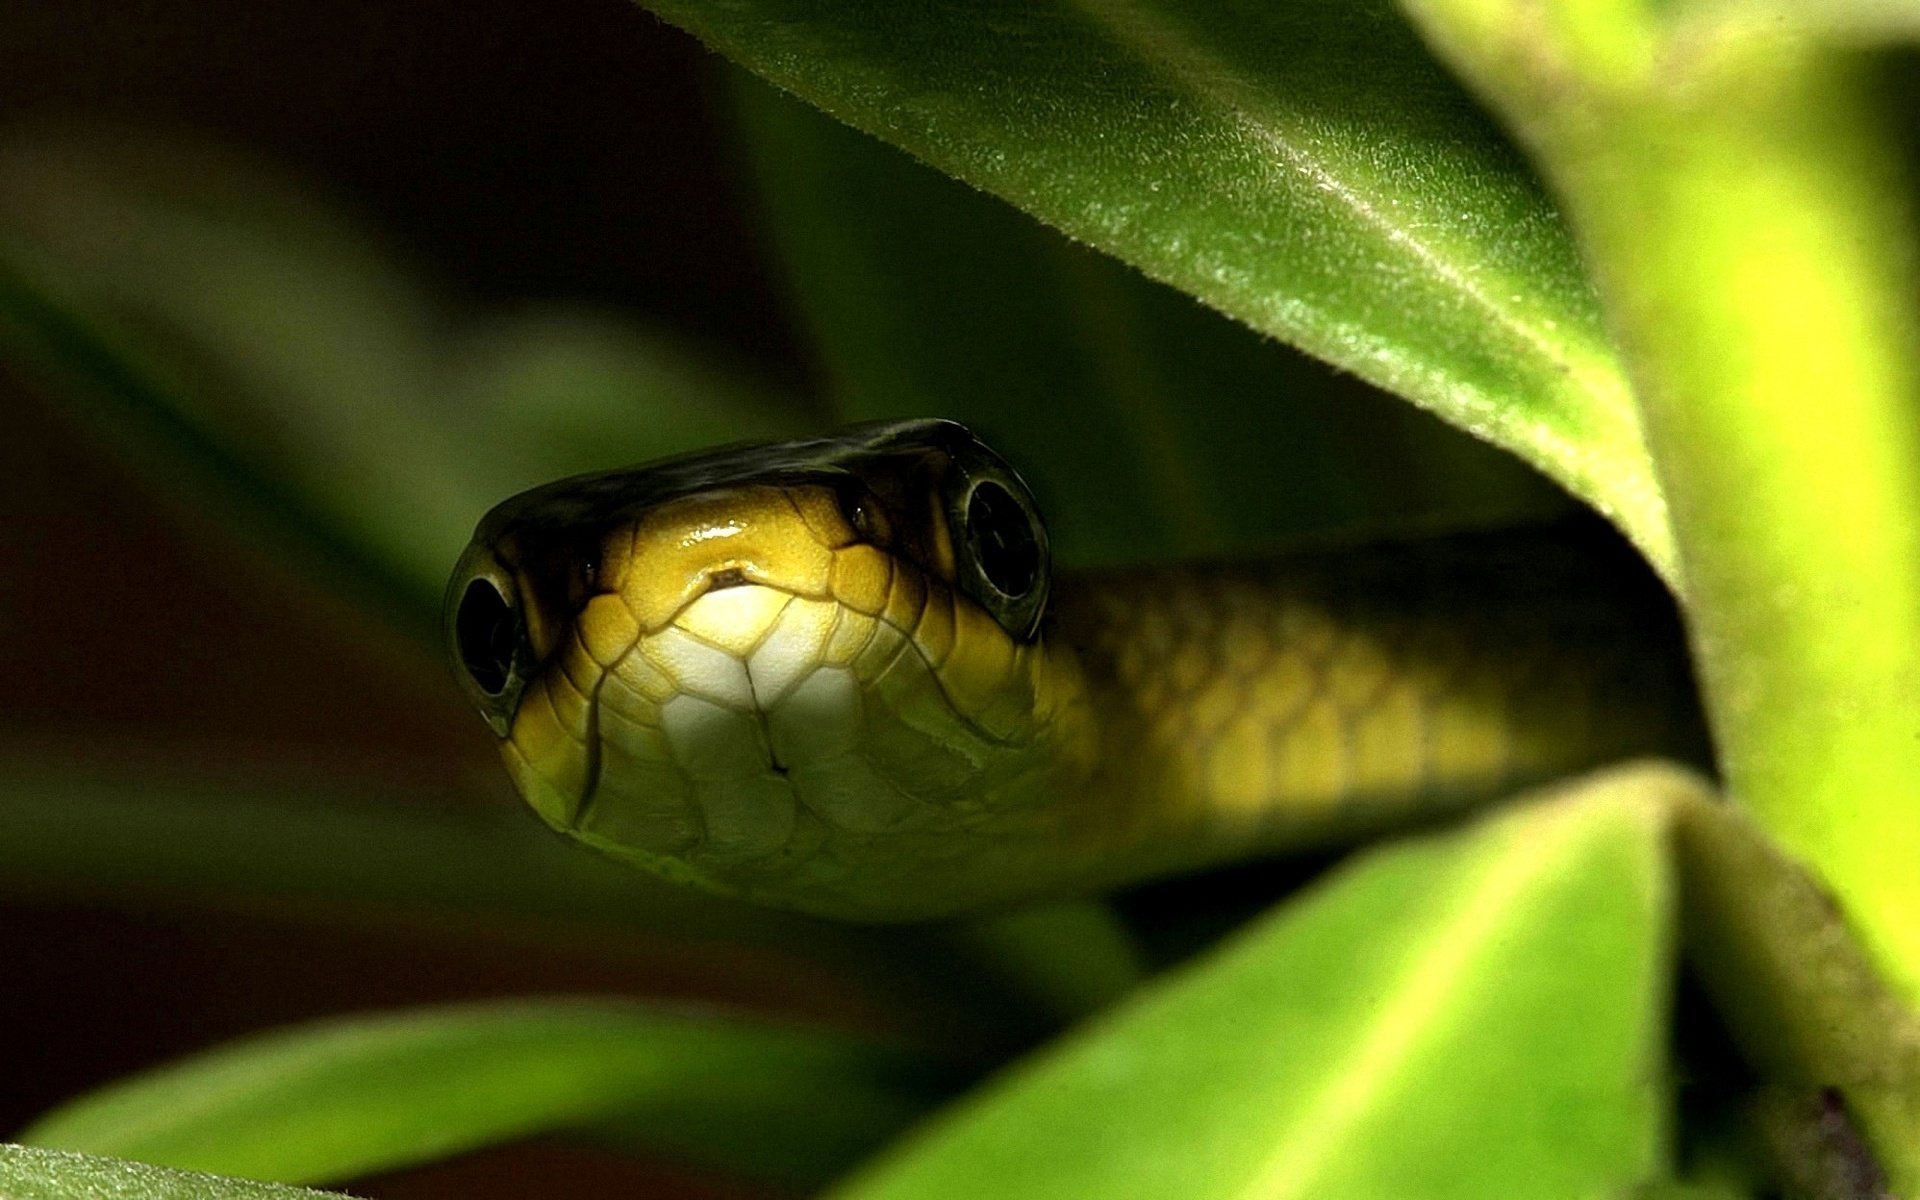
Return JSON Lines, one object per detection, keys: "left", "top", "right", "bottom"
{"left": 0, "top": 128, "right": 810, "bottom": 614}
{"left": 0, "top": 1146, "right": 347, "bottom": 1200}
{"left": 733, "top": 73, "right": 1565, "bottom": 566}
{"left": 644, "top": 0, "right": 1672, "bottom": 575}
{"left": 832, "top": 765, "right": 1681, "bottom": 1200}
{"left": 0, "top": 766, "right": 855, "bottom": 948}
{"left": 19, "top": 1000, "right": 953, "bottom": 1189}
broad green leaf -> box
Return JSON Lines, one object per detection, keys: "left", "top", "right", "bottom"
{"left": 19, "top": 1000, "right": 953, "bottom": 1189}
{"left": 0, "top": 128, "right": 809, "bottom": 616}
{"left": 733, "top": 74, "right": 1564, "bottom": 567}
{"left": 832, "top": 766, "right": 1679, "bottom": 1200}
{"left": 642, "top": 0, "right": 1673, "bottom": 576}
{"left": 0, "top": 766, "right": 1102, "bottom": 1043}
{"left": 0, "top": 766, "right": 845, "bottom": 948}
{"left": 0, "top": 1146, "right": 347, "bottom": 1200}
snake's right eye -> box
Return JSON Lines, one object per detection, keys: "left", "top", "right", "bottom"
{"left": 950, "top": 467, "right": 1050, "bottom": 642}
{"left": 455, "top": 578, "right": 520, "bottom": 697}
{"left": 964, "top": 481, "right": 1042, "bottom": 599}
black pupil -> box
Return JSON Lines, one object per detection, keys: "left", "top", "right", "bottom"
{"left": 965, "top": 481, "right": 1040, "bottom": 598}
{"left": 456, "top": 579, "right": 518, "bottom": 696}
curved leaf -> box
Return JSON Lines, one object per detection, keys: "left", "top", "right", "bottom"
{"left": 0, "top": 766, "right": 1124, "bottom": 1042}
{"left": 733, "top": 73, "right": 1565, "bottom": 566}
{"left": 0, "top": 1146, "right": 347, "bottom": 1200}
{"left": 19, "top": 1000, "right": 953, "bottom": 1189}
{"left": 1671, "top": 792, "right": 1920, "bottom": 1192}
{"left": 644, "top": 0, "right": 1673, "bottom": 575}
{"left": 831, "top": 765, "right": 1682, "bottom": 1200}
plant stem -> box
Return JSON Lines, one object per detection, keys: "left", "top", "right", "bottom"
{"left": 1403, "top": 8, "right": 1920, "bottom": 1004}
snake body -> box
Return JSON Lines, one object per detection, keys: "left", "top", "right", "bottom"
{"left": 447, "top": 420, "right": 1701, "bottom": 920}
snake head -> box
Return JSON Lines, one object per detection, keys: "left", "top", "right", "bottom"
{"left": 444, "top": 419, "right": 1076, "bottom": 919}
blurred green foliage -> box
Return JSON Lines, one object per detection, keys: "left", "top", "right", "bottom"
{"left": 21, "top": 1000, "right": 952, "bottom": 1190}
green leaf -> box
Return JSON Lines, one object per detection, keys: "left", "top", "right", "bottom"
{"left": 0, "top": 1145, "right": 348, "bottom": 1200}
{"left": 0, "top": 128, "right": 810, "bottom": 616}
{"left": 1671, "top": 793, "right": 1920, "bottom": 1193}
{"left": 831, "top": 765, "right": 1681, "bottom": 1200}
{"left": 643, "top": 0, "right": 1672, "bottom": 575}
{"left": 19, "top": 1000, "right": 953, "bottom": 1189}
{"left": 0, "top": 765, "right": 1091, "bottom": 1049}
{"left": 733, "top": 73, "right": 1564, "bottom": 567}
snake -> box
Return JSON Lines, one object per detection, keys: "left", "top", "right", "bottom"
{"left": 445, "top": 419, "right": 1704, "bottom": 922}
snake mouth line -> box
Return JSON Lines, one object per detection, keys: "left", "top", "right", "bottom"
{"left": 563, "top": 574, "right": 829, "bottom": 846}
{"left": 551, "top": 563, "right": 1023, "bottom": 861}
{"left": 566, "top": 576, "right": 803, "bottom": 836}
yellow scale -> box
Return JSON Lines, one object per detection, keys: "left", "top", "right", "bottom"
{"left": 447, "top": 420, "right": 1703, "bottom": 920}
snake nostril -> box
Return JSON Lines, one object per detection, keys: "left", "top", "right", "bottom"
{"left": 455, "top": 578, "right": 518, "bottom": 696}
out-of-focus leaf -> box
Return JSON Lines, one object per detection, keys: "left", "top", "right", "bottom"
{"left": 0, "top": 765, "right": 1098, "bottom": 1047}
{"left": 644, "top": 0, "right": 1672, "bottom": 576}
{"left": 1667, "top": 0, "right": 1920, "bottom": 42}
{"left": 1747, "top": 1089, "right": 1897, "bottom": 1200}
{"left": 733, "top": 74, "right": 1564, "bottom": 567}
{"left": 19, "top": 1000, "right": 952, "bottom": 1189}
{"left": 0, "top": 1146, "right": 348, "bottom": 1200}
{"left": 0, "top": 765, "right": 834, "bottom": 945}
{"left": 946, "top": 902, "right": 1147, "bottom": 1019}
{"left": 0, "top": 128, "right": 812, "bottom": 615}
{"left": 832, "top": 765, "right": 1681, "bottom": 1200}
{"left": 1672, "top": 794, "right": 1920, "bottom": 1192}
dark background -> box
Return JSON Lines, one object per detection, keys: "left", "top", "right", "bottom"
{"left": 24, "top": 5, "right": 1895, "bottom": 1195}
{"left": 2, "top": 2, "right": 826, "bottom": 1195}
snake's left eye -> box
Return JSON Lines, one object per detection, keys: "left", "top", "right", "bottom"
{"left": 455, "top": 578, "right": 520, "bottom": 696}
{"left": 965, "top": 481, "right": 1042, "bottom": 599}
{"left": 448, "top": 556, "right": 533, "bottom": 738}
{"left": 951, "top": 469, "right": 1050, "bottom": 642}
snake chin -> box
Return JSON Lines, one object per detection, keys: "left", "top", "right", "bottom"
{"left": 504, "top": 574, "right": 1039, "bottom": 910}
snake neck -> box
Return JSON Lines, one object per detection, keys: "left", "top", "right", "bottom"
{"left": 1028, "top": 523, "right": 1707, "bottom": 897}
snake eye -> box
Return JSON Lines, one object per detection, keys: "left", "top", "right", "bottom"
{"left": 964, "top": 481, "right": 1042, "bottom": 598}
{"left": 454, "top": 577, "right": 519, "bottom": 697}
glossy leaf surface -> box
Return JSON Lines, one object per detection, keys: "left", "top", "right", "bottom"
{"left": 647, "top": 0, "right": 1671, "bottom": 573}
{"left": 734, "top": 74, "right": 1564, "bottom": 567}
{"left": 0, "top": 1146, "right": 348, "bottom": 1200}
{"left": 833, "top": 768, "right": 1679, "bottom": 1200}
